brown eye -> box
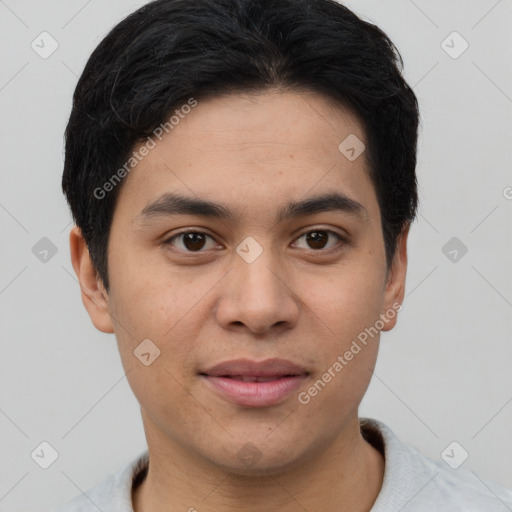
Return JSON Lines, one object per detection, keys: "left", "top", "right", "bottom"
{"left": 182, "top": 232, "right": 206, "bottom": 251}
{"left": 293, "top": 230, "right": 344, "bottom": 251}
{"left": 166, "top": 231, "right": 218, "bottom": 252}
{"left": 306, "top": 231, "right": 328, "bottom": 249}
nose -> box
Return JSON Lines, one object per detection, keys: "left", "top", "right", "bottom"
{"left": 214, "top": 244, "right": 300, "bottom": 336}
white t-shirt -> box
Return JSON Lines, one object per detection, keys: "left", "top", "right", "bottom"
{"left": 54, "top": 418, "right": 512, "bottom": 511}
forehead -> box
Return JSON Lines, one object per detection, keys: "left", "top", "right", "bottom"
{"left": 114, "top": 89, "right": 379, "bottom": 225}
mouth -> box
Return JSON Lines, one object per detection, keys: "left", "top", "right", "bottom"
{"left": 208, "top": 375, "right": 302, "bottom": 382}
{"left": 200, "top": 357, "right": 309, "bottom": 378}
{"left": 198, "top": 358, "right": 309, "bottom": 407}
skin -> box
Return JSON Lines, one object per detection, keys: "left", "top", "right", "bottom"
{"left": 70, "top": 88, "right": 409, "bottom": 512}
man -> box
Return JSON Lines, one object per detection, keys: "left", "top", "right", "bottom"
{"left": 56, "top": 0, "right": 512, "bottom": 510}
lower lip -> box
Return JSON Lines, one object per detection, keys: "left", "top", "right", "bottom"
{"left": 201, "top": 375, "right": 308, "bottom": 407}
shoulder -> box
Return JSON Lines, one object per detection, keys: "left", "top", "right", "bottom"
{"left": 361, "top": 418, "right": 512, "bottom": 511}
{"left": 53, "top": 451, "right": 149, "bottom": 512}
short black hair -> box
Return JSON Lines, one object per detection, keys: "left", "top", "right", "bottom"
{"left": 62, "top": 0, "right": 420, "bottom": 291}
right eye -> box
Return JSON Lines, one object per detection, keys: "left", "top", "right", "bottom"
{"left": 163, "top": 230, "right": 221, "bottom": 252}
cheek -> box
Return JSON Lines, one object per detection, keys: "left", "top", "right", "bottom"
{"left": 107, "top": 248, "right": 200, "bottom": 335}
{"left": 106, "top": 250, "right": 219, "bottom": 387}
{"left": 297, "top": 256, "right": 385, "bottom": 396}
{"left": 303, "top": 261, "right": 386, "bottom": 340}
{"left": 298, "top": 273, "right": 382, "bottom": 420}
{"left": 107, "top": 274, "right": 203, "bottom": 429}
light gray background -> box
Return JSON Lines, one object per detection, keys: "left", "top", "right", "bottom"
{"left": 1, "top": 0, "right": 511, "bottom": 510}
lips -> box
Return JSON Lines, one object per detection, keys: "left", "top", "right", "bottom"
{"left": 199, "top": 358, "right": 309, "bottom": 407}
{"left": 224, "top": 376, "right": 284, "bottom": 382}
{"left": 199, "top": 358, "right": 309, "bottom": 379}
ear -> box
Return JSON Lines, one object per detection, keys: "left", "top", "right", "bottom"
{"left": 381, "top": 223, "right": 410, "bottom": 332}
{"left": 69, "top": 226, "right": 114, "bottom": 333}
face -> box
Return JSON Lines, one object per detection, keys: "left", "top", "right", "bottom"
{"left": 72, "top": 89, "right": 407, "bottom": 475}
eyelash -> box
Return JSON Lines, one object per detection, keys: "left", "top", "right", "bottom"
{"left": 163, "top": 228, "right": 348, "bottom": 254}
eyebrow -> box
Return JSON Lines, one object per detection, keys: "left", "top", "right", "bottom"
{"left": 135, "top": 191, "right": 368, "bottom": 225}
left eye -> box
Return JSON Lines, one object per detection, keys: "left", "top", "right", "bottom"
{"left": 165, "top": 229, "right": 344, "bottom": 253}
{"left": 292, "top": 230, "right": 343, "bottom": 250}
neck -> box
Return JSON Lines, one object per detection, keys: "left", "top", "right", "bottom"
{"left": 133, "top": 413, "right": 384, "bottom": 512}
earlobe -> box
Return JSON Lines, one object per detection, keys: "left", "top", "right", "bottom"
{"left": 381, "top": 224, "right": 409, "bottom": 332}
{"left": 69, "top": 226, "right": 114, "bottom": 333}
